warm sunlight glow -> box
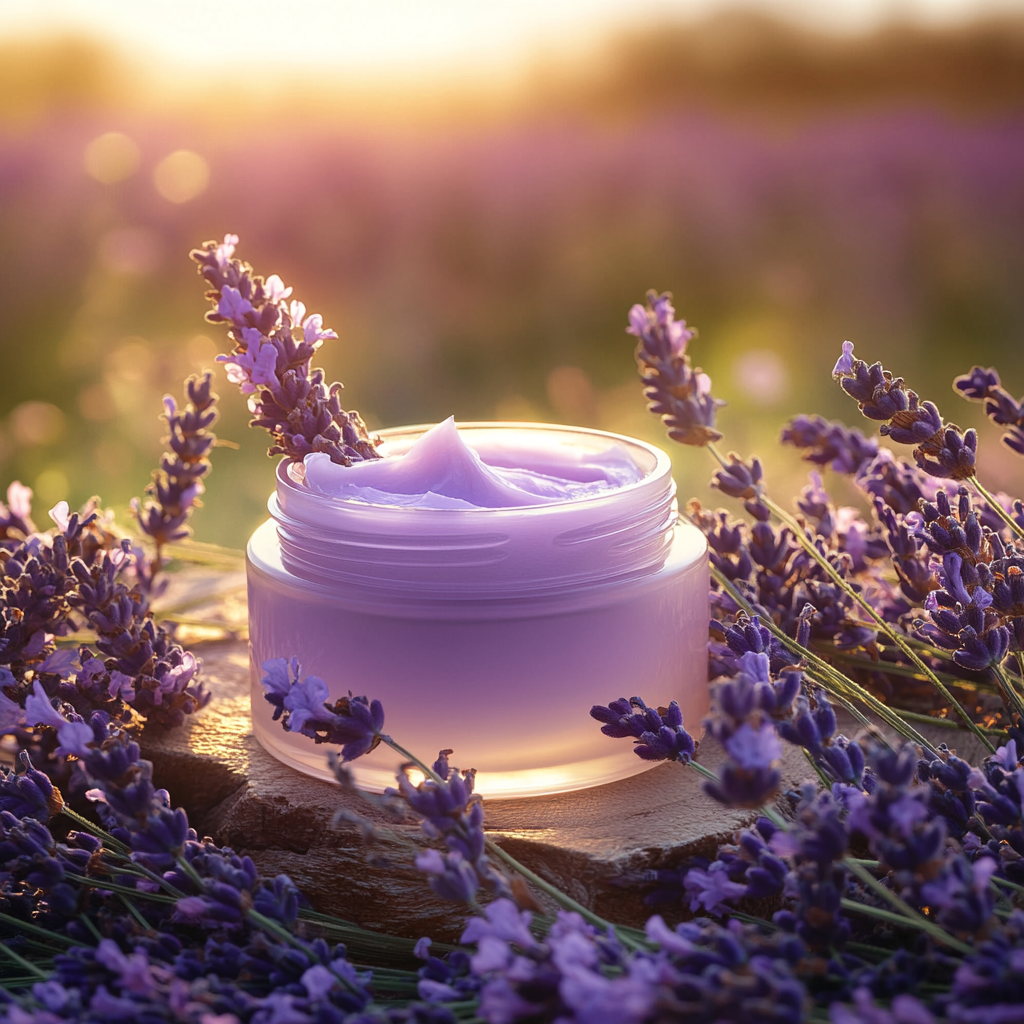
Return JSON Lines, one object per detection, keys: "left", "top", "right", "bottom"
{"left": 2, "top": 0, "right": 1020, "bottom": 84}
{"left": 83, "top": 131, "right": 140, "bottom": 184}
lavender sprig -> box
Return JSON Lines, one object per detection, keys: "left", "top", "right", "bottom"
{"left": 832, "top": 341, "right": 977, "bottom": 481}
{"left": 627, "top": 290, "right": 726, "bottom": 447}
{"left": 0, "top": 710, "right": 452, "bottom": 1024}
{"left": 0, "top": 488, "right": 207, "bottom": 738}
{"left": 259, "top": 659, "right": 636, "bottom": 941}
{"left": 832, "top": 343, "right": 1024, "bottom": 547}
{"left": 131, "top": 373, "right": 218, "bottom": 588}
{"left": 954, "top": 365, "right": 1024, "bottom": 457}
{"left": 190, "top": 234, "right": 380, "bottom": 466}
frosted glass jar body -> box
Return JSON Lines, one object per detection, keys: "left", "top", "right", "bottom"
{"left": 247, "top": 423, "right": 709, "bottom": 798}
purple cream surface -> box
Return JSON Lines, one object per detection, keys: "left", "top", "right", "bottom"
{"left": 302, "top": 416, "right": 643, "bottom": 508}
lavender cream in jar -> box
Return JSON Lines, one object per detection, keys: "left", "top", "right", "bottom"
{"left": 247, "top": 418, "right": 708, "bottom": 798}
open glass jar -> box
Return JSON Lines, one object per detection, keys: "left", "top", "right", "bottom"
{"left": 247, "top": 422, "right": 708, "bottom": 798}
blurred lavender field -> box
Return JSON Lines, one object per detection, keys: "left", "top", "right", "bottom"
{"left": 2, "top": 17, "right": 1024, "bottom": 546}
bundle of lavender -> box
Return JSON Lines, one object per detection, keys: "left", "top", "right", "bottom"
{"left": 7, "top": 240, "right": 1024, "bottom": 1024}
{"left": 0, "top": 372, "right": 218, "bottom": 765}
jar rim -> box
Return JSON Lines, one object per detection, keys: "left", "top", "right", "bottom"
{"left": 276, "top": 420, "right": 672, "bottom": 516}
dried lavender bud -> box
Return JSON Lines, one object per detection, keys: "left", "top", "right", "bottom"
{"left": 628, "top": 290, "right": 725, "bottom": 447}
{"left": 191, "top": 234, "right": 381, "bottom": 466}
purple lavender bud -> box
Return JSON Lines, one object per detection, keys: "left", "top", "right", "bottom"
{"left": 415, "top": 848, "right": 480, "bottom": 904}
{"left": 955, "top": 365, "right": 1003, "bottom": 402}
{"left": 1004, "top": 425, "right": 1024, "bottom": 456}
{"left": 834, "top": 347, "right": 980, "bottom": 480}
{"left": 713, "top": 453, "right": 771, "bottom": 521}
{"left": 191, "top": 236, "right": 381, "bottom": 467}
{"left": 262, "top": 660, "right": 386, "bottom": 760}
{"left": 0, "top": 750, "right": 62, "bottom": 821}
{"left": 682, "top": 860, "right": 748, "bottom": 913}
{"left": 749, "top": 521, "right": 795, "bottom": 574}
{"left": 703, "top": 758, "right": 782, "bottom": 809}
{"left": 432, "top": 748, "right": 454, "bottom": 781}
{"left": 880, "top": 399, "right": 943, "bottom": 445}
{"left": 920, "top": 856, "right": 997, "bottom": 935}
{"left": 832, "top": 341, "right": 856, "bottom": 377}
{"left": 723, "top": 616, "right": 772, "bottom": 657}
{"left": 252, "top": 874, "right": 300, "bottom": 927}
{"left": 633, "top": 702, "right": 697, "bottom": 764}
{"left": 592, "top": 698, "right": 696, "bottom": 764}
{"left": 590, "top": 697, "right": 642, "bottom": 738}
{"left": 954, "top": 364, "right": 1024, "bottom": 459}
{"left": 913, "top": 426, "right": 978, "bottom": 481}
{"left": 132, "top": 374, "right": 218, "bottom": 565}
{"left": 954, "top": 625, "right": 1010, "bottom": 673}
{"left": 781, "top": 414, "right": 879, "bottom": 476}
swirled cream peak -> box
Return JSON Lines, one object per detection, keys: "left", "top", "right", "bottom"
{"left": 302, "top": 417, "right": 642, "bottom": 509}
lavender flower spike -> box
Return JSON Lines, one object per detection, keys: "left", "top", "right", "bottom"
{"left": 628, "top": 290, "right": 725, "bottom": 447}
{"left": 131, "top": 372, "right": 218, "bottom": 581}
{"left": 832, "top": 342, "right": 977, "bottom": 481}
{"left": 261, "top": 658, "right": 385, "bottom": 760}
{"left": 191, "top": 234, "right": 380, "bottom": 466}
{"left": 954, "top": 364, "right": 1024, "bottom": 457}
{"left": 590, "top": 697, "right": 697, "bottom": 764}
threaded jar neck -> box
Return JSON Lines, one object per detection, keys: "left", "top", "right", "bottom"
{"left": 270, "top": 422, "right": 680, "bottom": 600}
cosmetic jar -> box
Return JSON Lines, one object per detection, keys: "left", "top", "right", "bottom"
{"left": 247, "top": 423, "right": 708, "bottom": 798}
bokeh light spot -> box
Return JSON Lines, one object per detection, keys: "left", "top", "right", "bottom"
{"left": 153, "top": 149, "right": 209, "bottom": 203}
{"left": 187, "top": 334, "right": 220, "bottom": 371}
{"left": 83, "top": 131, "right": 140, "bottom": 184}
{"left": 731, "top": 349, "right": 789, "bottom": 407}
{"left": 10, "top": 401, "right": 66, "bottom": 447}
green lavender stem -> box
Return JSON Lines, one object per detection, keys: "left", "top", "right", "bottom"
{"left": 759, "top": 489, "right": 995, "bottom": 754}
{"left": 708, "top": 562, "right": 935, "bottom": 754}
{"left": 839, "top": 898, "right": 969, "bottom": 954}
{"left": 0, "top": 910, "right": 85, "bottom": 947}
{"left": 0, "top": 942, "right": 49, "bottom": 980}
{"left": 994, "top": 662, "right": 1024, "bottom": 721}
{"left": 843, "top": 859, "right": 969, "bottom": 954}
{"left": 61, "top": 805, "right": 128, "bottom": 853}
{"left": 893, "top": 708, "right": 1007, "bottom": 738}
{"left": 970, "top": 475, "right": 1024, "bottom": 542}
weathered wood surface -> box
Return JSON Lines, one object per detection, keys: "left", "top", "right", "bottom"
{"left": 142, "top": 566, "right": 982, "bottom": 941}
